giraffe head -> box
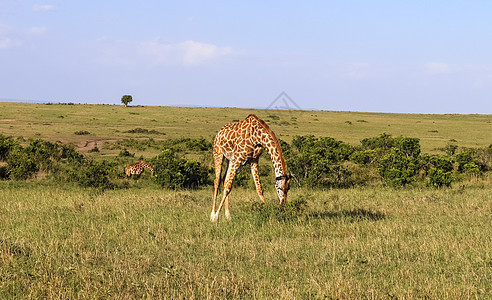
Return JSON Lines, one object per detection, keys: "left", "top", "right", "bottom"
{"left": 275, "top": 174, "right": 291, "bottom": 206}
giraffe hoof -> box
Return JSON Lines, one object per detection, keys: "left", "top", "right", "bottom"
{"left": 225, "top": 211, "right": 231, "bottom": 220}
{"left": 210, "top": 212, "right": 218, "bottom": 222}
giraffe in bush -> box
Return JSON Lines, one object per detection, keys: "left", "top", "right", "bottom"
{"left": 211, "top": 114, "right": 291, "bottom": 222}
{"left": 125, "top": 161, "right": 155, "bottom": 179}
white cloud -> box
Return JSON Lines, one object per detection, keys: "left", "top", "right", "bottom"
{"left": 0, "top": 37, "right": 21, "bottom": 49}
{"left": 424, "top": 62, "right": 451, "bottom": 75}
{"left": 93, "top": 38, "right": 243, "bottom": 69}
{"left": 32, "top": 4, "right": 55, "bottom": 12}
{"left": 0, "top": 23, "right": 12, "bottom": 35}
{"left": 322, "top": 62, "right": 391, "bottom": 81}
{"left": 27, "top": 26, "right": 47, "bottom": 35}
{"left": 139, "top": 39, "right": 238, "bottom": 67}
{"left": 0, "top": 23, "right": 21, "bottom": 49}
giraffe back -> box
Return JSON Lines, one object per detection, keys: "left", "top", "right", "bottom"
{"left": 137, "top": 160, "right": 154, "bottom": 172}
{"left": 214, "top": 114, "right": 287, "bottom": 172}
{"left": 125, "top": 161, "right": 154, "bottom": 177}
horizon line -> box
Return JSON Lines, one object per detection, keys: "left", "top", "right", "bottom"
{"left": 0, "top": 98, "right": 489, "bottom": 115}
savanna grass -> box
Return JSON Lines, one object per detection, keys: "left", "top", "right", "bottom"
{"left": 1, "top": 182, "right": 490, "bottom": 298}
{"left": 1, "top": 102, "right": 492, "bottom": 157}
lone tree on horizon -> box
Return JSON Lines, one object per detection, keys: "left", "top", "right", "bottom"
{"left": 121, "top": 95, "right": 133, "bottom": 107}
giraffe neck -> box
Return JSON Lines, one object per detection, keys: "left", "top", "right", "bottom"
{"left": 263, "top": 136, "right": 287, "bottom": 178}
{"left": 249, "top": 115, "right": 288, "bottom": 178}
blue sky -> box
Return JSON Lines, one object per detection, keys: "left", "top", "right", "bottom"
{"left": 1, "top": 1, "right": 492, "bottom": 113}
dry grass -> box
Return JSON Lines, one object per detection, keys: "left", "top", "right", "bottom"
{"left": 1, "top": 182, "right": 490, "bottom": 298}
{"left": 1, "top": 102, "right": 492, "bottom": 156}
{"left": 1, "top": 102, "right": 491, "bottom": 298}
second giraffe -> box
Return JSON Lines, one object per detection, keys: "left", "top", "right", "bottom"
{"left": 125, "top": 160, "right": 155, "bottom": 179}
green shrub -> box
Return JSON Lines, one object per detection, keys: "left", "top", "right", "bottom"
{"left": 6, "top": 147, "right": 38, "bottom": 180}
{"left": 428, "top": 168, "right": 453, "bottom": 187}
{"left": 152, "top": 149, "right": 211, "bottom": 189}
{"left": 361, "top": 133, "right": 395, "bottom": 150}
{"left": 0, "top": 166, "right": 8, "bottom": 179}
{"left": 462, "top": 162, "right": 480, "bottom": 176}
{"left": 88, "top": 146, "right": 99, "bottom": 153}
{"left": 76, "top": 160, "right": 115, "bottom": 190}
{"left": 378, "top": 147, "right": 419, "bottom": 187}
{"left": 118, "top": 150, "right": 134, "bottom": 157}
{"left": 454, "top": 149, "right": 486, "bottom": 174}
{"left": 231, "top": 166, "right": 252, "bottom": 187}
{"left": 286, "top": 135, "right": 355, "bottom": 188}
{"left": 124, "top": 128, "right": 165, "bottom": 135}
{"left": 0, "top": 134, "right": 19, "bottom": 161}
{"left": 443, "top": 144, "right": 458, "bottom": 156}
{"left": 183, "top": 137, "right": 212, "bottom": 151}
{"left": 60, "top": 144, "right": 84, "bottom": 164}
{"left": 349, "top": 150, "right": 376, "bottom": 165}
{"left": 431, "top": 156, "right": 454, "bottom": 173}
{"left": 74, "top": 130, "right": 90, "bottom": 135}
{"left": 395, "top": 137, "right": 421, "bottom": 158}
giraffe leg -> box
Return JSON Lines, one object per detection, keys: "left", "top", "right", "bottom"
{"left": 222, "top": 160, "right": 231, "bottom": 220}
{"left": 251, "top": 161, "right": 265, "bottom": 203}
{"left": 136, "top": 169, "right": 142, "bottom": 180}
{"left": 212, "top": 160, "right": 241, "bottom": 222}
{"left": 224, "top": 193, "right": 231, "bottom": 220}
{"left": 211, "top": 150, "right": 224, "bottom": 221}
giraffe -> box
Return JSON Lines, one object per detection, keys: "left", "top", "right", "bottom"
{"left": 211, "top": 114, "right": 291, "bottom": 222}
{"left": 125, "top": 160, "right": 155, "bottom": 179}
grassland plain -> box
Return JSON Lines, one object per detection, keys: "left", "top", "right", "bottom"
{"left": 0, "top": 182, "right": 490, "bottom": 298}
{"left": 1, "top": 102, "right": 491, "bottom": 298}
{"left": 1, "top": 102, "right": 492, "bottom": 157}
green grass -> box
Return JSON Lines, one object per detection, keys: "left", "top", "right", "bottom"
{"left": 1, "top": 182, "right": 490, "bottom": 298}
{"left": 1, "top": 102, "right": 492, "bottom": 157}
{"left": 1, "top": 102, "right": 491, "bottom": 298}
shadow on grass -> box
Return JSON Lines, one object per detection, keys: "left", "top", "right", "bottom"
{"left": 250, "top": 200, "right": 386, "bottom": 224}
{"left": 0, "top": 238, "right": 32, "bottom": 257}
{"left": 307, "top": 208, "right": 386, "bottom": 222}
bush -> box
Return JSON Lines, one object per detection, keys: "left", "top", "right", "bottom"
{"left": 395, "top": 137, "right": 421, "bottom": 158}
{"left": 349, "top": 150, "right": 376, "bottom": 165}
{"left": 361, "top": 133, "right": 395, "bottom": 150}
{"left": 76, "top": 160, "right": 115, "bottom": 190}
{"left": 6, "top": 147, "right": 38, "bottom": 180}
{"left": 0, "top": 166, "right": 8, "bottom": 179}
{"left": 0, "top": 134, "right": 19, "bottom": 161}
{"left": 184, "top": 137, "right": 213, "bottom": 151}
{"left": 88, "top": 146, "right": 99, "bottom": 153}
{"left": 462, "top": 162, "right": 480, "bottom": 176}
{"left": 378, "top": 147, "right": 419, "bottom": 187}
{"left": 60, "top": 144, "right": 84, "bottom": 164}
{"left": 428, "top": 168, "right": 453, "bottom": 187}
{"left": 454, "top": 148, "right": 487, "bottom": 174}
{"left": 74, "top": 130, "right": 90, "bottom": 135}
{"left": 286, "top": 135, "right": 355, "bottom": 188}
{"left": 152, "top": 149, "right": 211, "bottom": 189}
{"left": 118, "top": 150, "right": 134, "bottom": 157}
{"left": 124, "top": 128, "right": 165, "bottom": 135}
